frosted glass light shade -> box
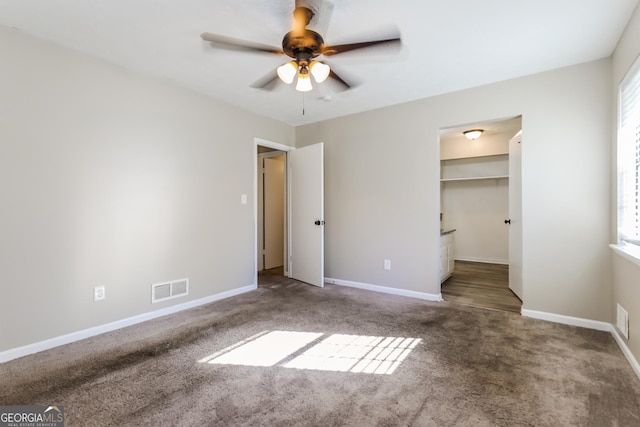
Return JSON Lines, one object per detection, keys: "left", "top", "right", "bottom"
{"left": 296, "top": 73, "right": 313, "bottom": 92}
{"left": 463, "top": 129, "right": 484, "bottom": 140}
{"left": 277, "top": 61, "right": 298, "bottom": 84}
{"left": 310, "top": 61, "right": 330, "bottom": 83}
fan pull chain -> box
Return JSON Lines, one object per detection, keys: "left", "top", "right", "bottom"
{"left": 302, "top": 92, "right": 305, "bottom": 115}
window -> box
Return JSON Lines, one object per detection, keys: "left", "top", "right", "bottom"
{"left": 618, "top": 55, "right": 640, "bottom": 253}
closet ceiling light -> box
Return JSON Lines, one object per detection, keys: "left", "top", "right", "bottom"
{"left": 463, "top": 129, "right": 484, "bottom": 140}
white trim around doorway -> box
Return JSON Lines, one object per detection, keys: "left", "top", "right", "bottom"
{"left": 253, "top": 138, "right": 294, "bottom": 287}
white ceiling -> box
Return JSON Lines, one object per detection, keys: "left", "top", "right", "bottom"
{"left": 0, "top": 0, "right": 637, "bottom": 126}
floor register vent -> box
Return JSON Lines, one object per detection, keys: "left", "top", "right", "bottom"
{"left": 152, "top": 278, "right": 189, "bottom": 304}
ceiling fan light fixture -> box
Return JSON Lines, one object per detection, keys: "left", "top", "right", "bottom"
{"left": 277, "top": 61, "right": 298, "bottom": 84}
{"left": 295, "top": 72, "right": 313, "bottom": 92}
{"left": 310, "top": 61, "right": 330, "bottom": 83}
{"left": 463, "top": 129, "right": 484, "bottom": 140}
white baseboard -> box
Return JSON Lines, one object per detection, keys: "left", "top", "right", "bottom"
{"left": 454, "top": 257, "right": 509, "bottom": 265}
{"left": 611, "top": 325, "right": 640, "bottom": 378}
{"left": 523, "top": 308, "right": 640, "bottom": 380}
{"left": 521, "top": 309, "right": 611, "bottom": 331}
{"left": 326, "top": 277, "right": 442, "bottom": 302}
{"left": 610, "top": 325, "right": 640, "bottom": 380}
{"left": 0, "top": 284, "right": 257, "bottom": 364}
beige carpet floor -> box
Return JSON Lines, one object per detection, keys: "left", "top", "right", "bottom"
{"left": 1, "top": 273, "right": 639, "bottom": 426}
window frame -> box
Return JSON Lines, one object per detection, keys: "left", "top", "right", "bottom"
{"left": 613, "top": 53, "right": 640, "bottom": 266}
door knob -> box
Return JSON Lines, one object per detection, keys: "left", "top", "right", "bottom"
{"left": 505, "top": 219, "right": 511, "bottom": 224}
{"left": 314, "top": 220, "right": 325, "bottom": 226}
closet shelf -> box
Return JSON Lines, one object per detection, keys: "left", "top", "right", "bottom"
{"left": 440, "top": 175, "right": 509, "bottom": 182}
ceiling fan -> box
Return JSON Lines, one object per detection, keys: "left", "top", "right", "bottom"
{"left": 200, "top": 0, "right": 401, "bottom": 92}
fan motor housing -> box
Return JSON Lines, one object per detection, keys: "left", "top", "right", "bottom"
{"left": 282, "top": 30, "right": 324, "bottom": 60}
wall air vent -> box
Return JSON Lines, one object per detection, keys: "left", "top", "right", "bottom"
{"left": 617, "top": 303, "right": 629, "bottom": 339}
{"left": 152, "top": 278, "right": 189, "bottom": 304}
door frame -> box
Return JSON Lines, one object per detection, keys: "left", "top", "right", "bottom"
{"left": 507, "top": 130, "right": 523, "bottom": 300}
{"left": 436, "top": 116, "right": 523, "bottom": 304}
{"left": 253, "top": 138, "right": 294, "bottom": 285}
{"left": 258, "top": 151, "right": 287, "bottom": 271}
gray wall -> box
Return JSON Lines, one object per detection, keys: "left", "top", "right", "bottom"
{"left": 611, "top": 3, "right": 640, "bottom": 363}
{"left": 297, "top": 58, "right": 612, "bottom": 321}
{"left": 0, "top": 18, "right": 624, "bottom": 356}
{"left": 0, "top": 26, "right": 293, "bottom": 352}
{"left": 442, "top": 178, "right": 509, "bottom": 264}
{"left": 440, "top": 146, "right": 511, "bottom": 264}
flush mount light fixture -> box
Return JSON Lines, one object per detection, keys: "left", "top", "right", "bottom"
{"left": 463, "top": 129, "right": 484, "bottom": 140}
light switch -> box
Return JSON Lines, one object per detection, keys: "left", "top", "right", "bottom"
{"left": 384, "top": 259, "right": 391, "bottom": 270}
{"left": 241, "top": 194, "right": 247, "bottom": 204}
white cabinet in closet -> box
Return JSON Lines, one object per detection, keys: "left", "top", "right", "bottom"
{"left": 440, "top": 230, "right": 456, "bottom": 283}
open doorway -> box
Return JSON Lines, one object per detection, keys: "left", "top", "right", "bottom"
{"left": 258, "top": 148, "right": 286, "bottom": 272}
{"left": 438, "top": 116, "right": 523, "bottom": 313}
{"left": 256, "top": 145, "right": 287, "bottom": 286}
{"left": 253, "top": 138, "right": 326, "bottom": 289}
{"left": 254, "top": 138, "right": 293, "bottom": 288}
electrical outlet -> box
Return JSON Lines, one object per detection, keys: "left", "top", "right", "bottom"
{"left": 94, "top": 286, "right": 106, "bottom": 302}
{"left": 241, "top": 194, "right": 247, "bottom": 204}
{"left": 384, "top": 259, "right": 391, "bottom": 270}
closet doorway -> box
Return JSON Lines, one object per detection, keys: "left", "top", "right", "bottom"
{"left": 438, "top": 116, "right": 523, "bottom": 313}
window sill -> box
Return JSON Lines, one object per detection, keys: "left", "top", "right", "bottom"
{"left": 610, "top": 243, "right": 640, "bottom": 267}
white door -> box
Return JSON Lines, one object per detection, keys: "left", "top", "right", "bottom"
{"left": 290, "top": 143, "right": 324, "bottom": 287}
{"left": 508, "top": 131, "right": 523, "bottom": 300}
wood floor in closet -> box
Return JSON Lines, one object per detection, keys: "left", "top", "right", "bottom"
{"left": 441, "top": 260, "right": 522, "bottom": 313}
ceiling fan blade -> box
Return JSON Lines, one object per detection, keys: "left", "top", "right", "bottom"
{"left": 328, "top": 69, "right": 352, "bottom": 91}
{"left": 322, "top": 37, "right": 401, "bottom": 56}
{"left": 250, "top": 71, "right": 281, "bottom": 91}
{"left": 201, "top": 32, "right": 284, "bottom": 55}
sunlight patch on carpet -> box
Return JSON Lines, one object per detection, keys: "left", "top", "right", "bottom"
{"left": 198, "top": 331, "right": 322, "bottom": 367}
{"left": 199, "top": 331, "right": 421, "bottom": 375}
